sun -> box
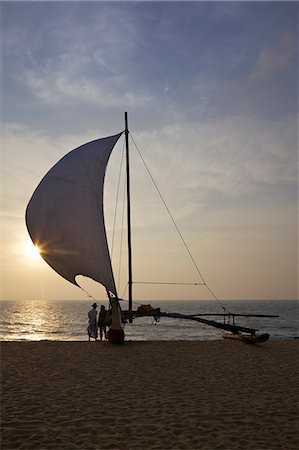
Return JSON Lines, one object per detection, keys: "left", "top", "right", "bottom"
{"left": 24, "top": 240, "right": 42, "bottom": 260}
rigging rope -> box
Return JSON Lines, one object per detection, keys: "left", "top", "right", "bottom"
{"left": 80, "top": 286, "right": 97, "bottom": 302}
{"left": 129, "top": 132, "right": 231, "bottom": 315}
{"left": 111, "top": 140, "right": 125, "bottom": 260}
{"left": 133, "top": 281, "right": 205, "bottom": 286}
{"left": 130, "top": 134, "right": 206, "bottom": 285}
{"left": 110, "top": 140, "right": 129, "bottom": 298}
{"left": 117, "top": 178, "right": 126, "bottom": 294}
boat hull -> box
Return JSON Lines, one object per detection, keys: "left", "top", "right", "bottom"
{"left": 221, "top": 331, "right": 270, "bottom": 344}
{"left": 107, "top": 328, "right": 125, "bottom": 344}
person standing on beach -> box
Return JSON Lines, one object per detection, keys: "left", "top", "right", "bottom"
{"left": 87, "top": 303, "right": 98, "bottom": 341}
{"left": 98, "top": 305, "right": 108, "bottom": 341}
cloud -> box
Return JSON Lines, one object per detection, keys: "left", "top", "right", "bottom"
{"left": 131, "top": 113, "right": 297, "bottom": 220}
{"left": 23, "top": 69, "right": 152, "bottom": 108}
{"left": 250, "top": 32, "right": 296, "bottom": 80}
{"left": 3, "top": 3, "right": 152, "bottom": 109}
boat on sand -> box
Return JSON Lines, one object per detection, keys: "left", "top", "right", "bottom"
{"left": 26, "top": 113, "right": 277, "bottom": 344}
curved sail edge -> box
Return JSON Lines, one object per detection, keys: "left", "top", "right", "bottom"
{"left": 26, "top": 132, "right": 123, "bottom": 297}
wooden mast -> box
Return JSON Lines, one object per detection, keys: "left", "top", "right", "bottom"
{"left": 125, "top": 112, "right": 133, "bottom": 315}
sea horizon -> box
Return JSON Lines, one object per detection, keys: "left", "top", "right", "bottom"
{"left": 0, "top": 299, "right": 297, "bottom": 342}
{"left": 1, "top": 297, "right": 298, "bottom": 303}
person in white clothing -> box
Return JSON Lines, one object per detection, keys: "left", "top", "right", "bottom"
{"left": 87, "top": 303, "right": 98, "bottom": 341}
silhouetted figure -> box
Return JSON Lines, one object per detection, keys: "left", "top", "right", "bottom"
{"left": 87, "top": 303, "right": 98, "bottom": 341}
{"left": 98, "top": 305, "right": 108, "bottom": 341}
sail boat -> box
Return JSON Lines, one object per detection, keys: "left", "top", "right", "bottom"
{"left": 26, "top": 113, "right": 277, "bottom": 344}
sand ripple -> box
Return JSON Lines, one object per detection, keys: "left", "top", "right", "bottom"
{"left": 1, "top": 340, "right": 298, "bottom": 449}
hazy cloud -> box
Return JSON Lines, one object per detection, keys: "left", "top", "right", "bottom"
{"left": 23, "top": 69, "right": 152, "bottom": 108}
{"left": 250, "top": 32, "right": 296, "bottom": 80}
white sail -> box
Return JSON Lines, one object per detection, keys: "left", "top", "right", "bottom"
{"left": 26, "top": 133, "right": 122, "bottom": 295}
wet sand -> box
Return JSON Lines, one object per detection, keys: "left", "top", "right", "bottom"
{"left": 1, "top": 340, "right": 298, "bottom": 449}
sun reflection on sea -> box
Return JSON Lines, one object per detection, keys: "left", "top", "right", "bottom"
{"left": 1, "top": 300, "right": 67, "bottom": 341}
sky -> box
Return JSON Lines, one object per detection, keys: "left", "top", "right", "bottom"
{"left": 1, "top": 1, "right": 298, "bottom": 304}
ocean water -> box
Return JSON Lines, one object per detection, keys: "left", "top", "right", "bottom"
{"left": 0, "top": 299, "right": 297, "bottom": 342}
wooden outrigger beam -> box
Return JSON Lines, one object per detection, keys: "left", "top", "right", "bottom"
{"left": 189, "top": 313, "right": 279, "bottom": 318}
{"left": 123, "top": 309, "right": 261, "bottom": 335}
{"left": 158, "top": 312, "right": 258, "bottom": 334}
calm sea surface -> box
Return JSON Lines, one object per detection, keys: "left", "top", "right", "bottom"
{"left": 0, "top": 300, "right": 298, "bottom": 342}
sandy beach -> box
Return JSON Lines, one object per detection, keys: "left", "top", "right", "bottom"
{"left": 1, "top": 340, "right": 298, "bottom": 450}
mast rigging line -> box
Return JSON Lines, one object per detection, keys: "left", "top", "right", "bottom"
{"left": 129, "top": 132, "right": 230, "bottom": 314}
{"left": 133, "top": 281, "right": 206, "bottom": 286}
{"left": 110, "top": 138, "right": 125, "bottom": 261}
{"left": 80, "top": 286, "right": 97, "bottom": 302}
{"left": 110, "top": 138, "right": 127, "bottom": 298}
{"left": 111, "top": 141, "right": 126, "bottom": 295}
